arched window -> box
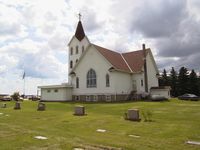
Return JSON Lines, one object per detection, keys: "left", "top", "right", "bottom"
{"left": 76, "top": 45, "right": 78, "bottom": 54}
{"left": 76, "top": 77, "right": 79, "bottom": 88}
{"left": 70, "top": 47, "right": 73, "bottom": 55}
{"left": 76, "top": 59, "right": 78, "bottom": 63}
{"left": 70, "top": 60, "right": 73, "bottom": 68}
{"left": 87, "top": 69, "right": 96, "bottom": 88}
{"left": 106, "top": 74, "right": 110, "bottom": 87}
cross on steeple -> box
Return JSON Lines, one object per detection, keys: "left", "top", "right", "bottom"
{"left": 75, "top": 13, "right": 85, "bottom": 41}
{"left": 78, "top": 13, "right": 82, "bottom": 21}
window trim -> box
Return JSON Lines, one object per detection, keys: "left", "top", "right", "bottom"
{"left": 106, "top": 95, "right": 111, "bottom": 101}
{"left": 76, "top": 77, "right": 79, "bottom": 88}
{"left": 87, "top": 69, "right": 97, "bottom": 88}
{"left": 141, "top": 79, "right": 144, "bottom": 87}
{"left": 70, "top": 60, "right": 73, "bottom": 68}
{"left": 86, "top": 95, "right": 90, "bottom": 101}
{"left": 75, "top": 96, "right": 79, "bottom": 101}
{"left": 93, "top": 95, "right": 97, "bottom": 101}
{"left": 106, "top": 74, "right": 110, "bottom": 87}
{"left": 76, "top": 45, "right": 78, "bottom": 54}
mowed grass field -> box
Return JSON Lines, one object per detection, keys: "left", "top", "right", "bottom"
{"left": 0, "top": 99, "right": 200, "bottom": 150}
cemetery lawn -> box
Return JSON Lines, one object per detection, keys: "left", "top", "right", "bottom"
{"left": 0, "top": 99, "right": 200, "bottom": 150}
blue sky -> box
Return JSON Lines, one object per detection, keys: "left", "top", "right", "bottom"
{"left": 0, "top": 0, "right": 200, "bottom": 94}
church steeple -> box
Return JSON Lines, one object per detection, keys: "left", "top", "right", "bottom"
{"left": 75, "top": 13, "right": 85, "bottom": 41}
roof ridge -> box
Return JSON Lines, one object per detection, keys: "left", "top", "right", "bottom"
{"left": 92, "top": 44, "right": 120, "bottom": 54}
{"left": 122, "top": 48, "right": 150, "bottom": 54}
{"left": 120, "top": 53, "right": 133, "bottom": 73}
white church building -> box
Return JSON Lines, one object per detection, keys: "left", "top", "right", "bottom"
{"left": 38, "top": 19, "right": 165, "bottom": 102}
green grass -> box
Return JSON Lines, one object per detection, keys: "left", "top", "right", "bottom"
{"left": 0, "top": 99, "right": 200, "bottom": 150}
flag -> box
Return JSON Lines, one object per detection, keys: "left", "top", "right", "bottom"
{"left": 22, "top": 71, "right": 25, "bottom": 79}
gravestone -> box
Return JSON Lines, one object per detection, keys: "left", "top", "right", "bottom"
{"left": 37, "top": 102, "right": 45, "bottom": 111}
{"left": 127, "top": 109, "right": 140, "bottom": 121}
{"left": 74, "top": 106, "right": 85, "bottom": 116}
{"left": 14, "top": 102, "right": 21, "bottom": 110}
{"left": 2, "top": 103, "right": 6, "bottom": 108}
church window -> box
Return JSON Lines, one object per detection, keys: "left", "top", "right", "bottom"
{"left": 86, "top": 95, "right": 90, "bottom": 101}
{"left": 75, "top": 96, "right": 79, "bottom": 101}
{"left": 76, "top": 45, "right": 78, "bottom": 54}
{"left": 93, "top": 95, "right": 97, "bottom": 101}
{"left": 76, "top": 59, "right": 78, "bottom": 63}
{"left": 87, "top": 69, "right": 96, "bottom": 88}
{"left": 106, "top": 74, "right": 110, "bottom": 87}
{"left": 106, "top": 95, "right": 111, "bottom": 101}
{"left": 76, "top": 77, "right": 79, "bottom": 88}
{"left": 82, "top": 46, "right": 84, "bottom": 53}
{"left": 141, "top": 79, "right": 143, "bottom": 87}
{"left": 70, "top": 47, "right": 73, "bottom": 55}
{"left": 70, "top": 61, "right": 73, "bottom": 68}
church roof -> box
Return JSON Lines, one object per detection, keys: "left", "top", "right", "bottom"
{"left": 122, "top": 49, "right": 149, "bottom": 72}
{"left": 93, "top": 44, "right": 131, "bottom": 72}
{"left": 75, "top": 21, "right": 85, "bottom": 41}
{"left": 93, "top": 44, "right": 150, "bottom": 73}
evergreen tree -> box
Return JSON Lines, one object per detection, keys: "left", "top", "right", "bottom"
{"left": 178, "top": 67, "right": 189, "bottom": 95}
{"left": 159, "top": 69, "right": 170, "bottom": 86}
{"left": 169, "top": 67, "right": 178, "bottom": 97}
{"left": 198, "top": 75, "right": 200, "bottom": 96}
{"left": 188, "top": 69, "right": 199, "bottom": 95}
{"left": 158, "top": 73, "right": 163, "bottom": 86}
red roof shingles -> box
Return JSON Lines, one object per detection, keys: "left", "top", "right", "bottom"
{"left": 93, "top": 44, "right": 149, "bottom": 73}
{"left": 122, "top": 49, "right": 149, "bottom": 73}
{"left": 93, "top": 44, "right": 130, "bottom": 72}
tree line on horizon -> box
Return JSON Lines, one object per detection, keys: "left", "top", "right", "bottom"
{"left": 159, "top": 67, "right": 200, "bottom": 97}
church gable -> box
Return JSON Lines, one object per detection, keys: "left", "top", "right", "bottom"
{"left": 71, "top": 45, "right": 114, "bottom": 95}
{"left": 71, "top": 45, "right": 112, "bottom": 74}
{"left": 122, "top": 49, "right": 149, "bottom": 73}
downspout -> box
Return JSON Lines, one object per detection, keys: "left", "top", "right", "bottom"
{"left": 143, "top": 44, "right": 148, "bottom": 93}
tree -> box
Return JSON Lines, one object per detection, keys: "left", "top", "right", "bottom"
{"left": 188, "top": 69, "right": 199, "bottom": 95}
{"left": 159, "top": 69, "right": 170, "bottom": 86}
{"left": 169, "top": 67, "right": 178, "bottom": 97}
{"left": 11, "top": 92, "right": 20, "bottom": 101}
{"left": 198, "top": 75, "right": 200, "bottom": 96}
{"left": 178, "top": 67, "right": 189, "bottom": 95}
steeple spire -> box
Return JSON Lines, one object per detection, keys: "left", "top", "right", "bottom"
{"left": 75, "top": 13, "right": 85, "bottom": 41}
{"left": 78, "top": 13, "right": 82, "bottom": 21}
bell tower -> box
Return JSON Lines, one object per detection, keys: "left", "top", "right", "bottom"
{"left": 68, "top": 14, "right": 90, "bottom": 83}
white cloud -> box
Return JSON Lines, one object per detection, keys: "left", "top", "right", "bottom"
{"left": 0, "top": 0, "right": 200, "bottom": 94}
{"left": 0, "top": 3, "right": 28, "bottom": 42}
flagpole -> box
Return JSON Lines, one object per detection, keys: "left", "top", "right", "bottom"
{"left": 23, "top": 77, "right": 25, "bottom": 96}
{"left": 22, "top": 71, "right": 26, "bottom": 97}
